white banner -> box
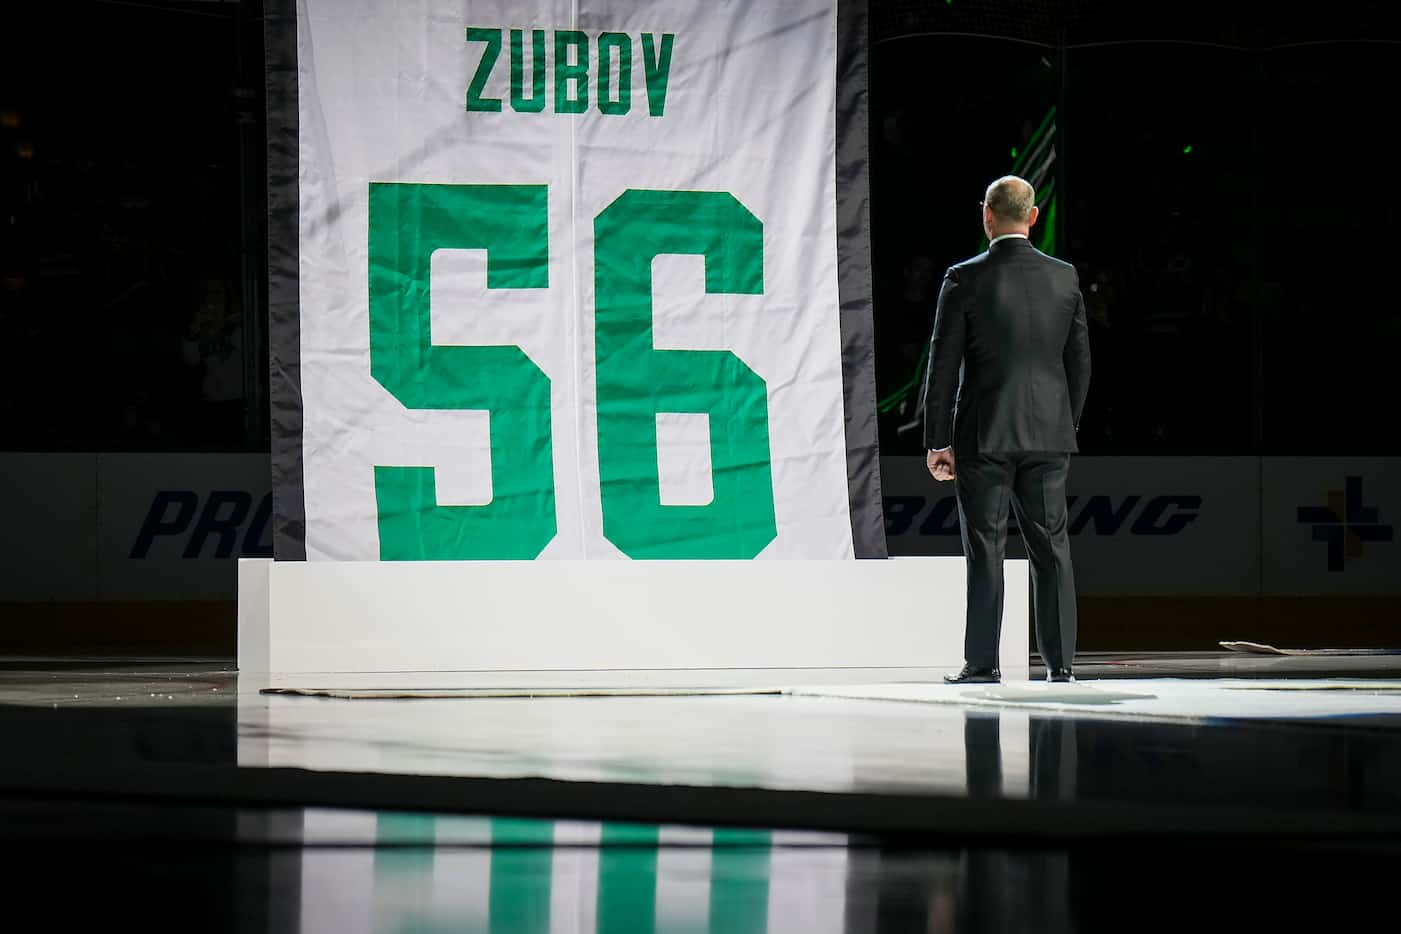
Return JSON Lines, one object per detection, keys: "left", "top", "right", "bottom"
{"left": 295, "top": 1, "right": 858, "bottom": 560}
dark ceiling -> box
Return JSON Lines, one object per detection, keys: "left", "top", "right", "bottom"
{"left": 871, "top": 0, "right": 1401, "bottom": 48}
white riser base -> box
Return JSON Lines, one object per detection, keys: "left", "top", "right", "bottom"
{"left": 238, "top": 557, "right": 1029, "bottom": 683}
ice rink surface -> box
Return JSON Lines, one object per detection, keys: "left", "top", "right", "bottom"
{"left": 3, "top": 652, "right": 1400, "bottom": 931}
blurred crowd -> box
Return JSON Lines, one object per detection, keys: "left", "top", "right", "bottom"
{"left": 870, "top": 40, "right": 1396, "bottom": 456}
{"left": 875, "top": 186, "right": 1252, "bottom": 454}
{"left": 0, "top": 125, "right": 249, "bottom": 450}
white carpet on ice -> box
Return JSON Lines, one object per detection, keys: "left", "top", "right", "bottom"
{"left": 782, "top": 678, "right": 1401, "bottom": 722}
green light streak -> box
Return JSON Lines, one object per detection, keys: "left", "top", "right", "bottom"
{"left": 879, "top": 105, "right": 1060, "bottom": 419}
{"left": 1009, "top": 105, "right": 1056, "bottom": 176}
{"left": 877, "top": 345, "right": 929, "bottom": 413}
{"left": 1036, "top": 195, "right": 1057, "bottom": 256}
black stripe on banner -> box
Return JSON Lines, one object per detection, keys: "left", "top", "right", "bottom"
{"left": 836, "top": 0, "right": 889, "bottom": 558}
{"left": 265, "top": 0, "right": 306, "bottom": 560}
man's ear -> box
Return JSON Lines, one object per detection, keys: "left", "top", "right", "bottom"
{"left": 1028, "top": 205, "right": 1040, "bottom": 228}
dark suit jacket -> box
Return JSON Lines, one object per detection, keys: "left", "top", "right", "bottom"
{"left": 921, "top": 236, "right": 1091, "bottom": 454}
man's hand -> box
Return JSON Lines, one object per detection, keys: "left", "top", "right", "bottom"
{"left": 927, "top": 448, "right": 956, "bottom": 482}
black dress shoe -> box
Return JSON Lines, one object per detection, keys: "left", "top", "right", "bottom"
{"left": 1046, "top": 668, "right": 1076, "bottom": 683}
{"left": 944, "top": 665, "right": 1000, "bottom": 685}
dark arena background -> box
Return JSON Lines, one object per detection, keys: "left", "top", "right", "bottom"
{"left": 2, "top": 1, "right": 1400, "bottom": 931}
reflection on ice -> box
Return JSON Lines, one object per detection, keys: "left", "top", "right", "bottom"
{"left": 298, "top": 812, "right": 849, "bottom": 934}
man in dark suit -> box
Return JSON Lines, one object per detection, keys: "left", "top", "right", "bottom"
{"left": 922, "top": 175, "right": 1091, "bottom": 684}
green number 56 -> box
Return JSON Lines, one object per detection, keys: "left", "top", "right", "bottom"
{"left": 368, "top": 183, "right": 778, "bottom": 560}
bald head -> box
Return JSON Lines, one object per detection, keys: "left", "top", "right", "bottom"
{"left": 982, "top": 175, "right": 1038, "bottom": 239}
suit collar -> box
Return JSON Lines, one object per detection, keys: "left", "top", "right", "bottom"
{"left": 989, "top": 233, "right": 1031, "bottom": 250}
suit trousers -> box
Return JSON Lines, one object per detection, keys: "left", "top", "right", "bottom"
{"left": 954, "top": 451, "right": 1077, "bottom": 671}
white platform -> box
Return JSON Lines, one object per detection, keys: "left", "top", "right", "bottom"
{"left": 237, "top": 557, "right": 1029, "bottom": 683}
